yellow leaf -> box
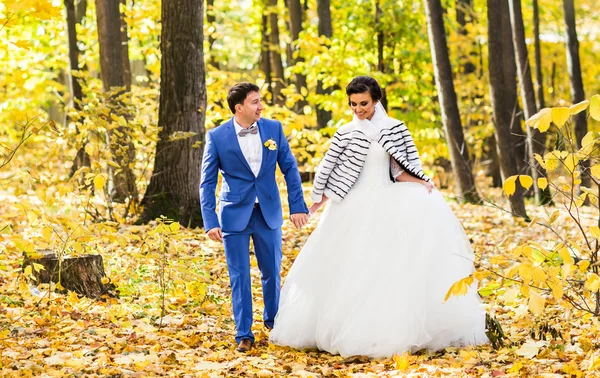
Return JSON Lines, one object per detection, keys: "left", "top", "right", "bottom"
{"left": 392, "top": 353, "right": 411, "bottom": 370}
{"left": 549, "top": 281, "right": 563, "bottom": 301}
{"left": 559, "top": 247, "right": 574, "bottom": 265}
{"left": 537, "top": 177, "right": 548, "bottom": 190}
{"left": 528, "top": 291, "right": 545, "bottom": 314}
{"left": 55, "top": 282, "right": 64, "bottom": 291}
{"left": 544, "top": 152, "right": 560, "bottom": 171}
{"left": 548, "top": 210, "right": 560, "bottom": 224}
{"left": 503, "top": 175, "right": 518, "bottom": 196}
{"left": 107, "top": 161, "right": 121, "bottom": 168}
{"left": 533, "top": 153, "right": 546, "bottom": 169}
{"left": 101, "top": 276, "right": 110, "bottom": 285}
{"left": 563, "top": 153, "right": 579, "bottom": 174}
{"left": 444, "top": 275, "right": 474, "bottom": 302}
{"left": 575, "top": 193, "right": 588, "bottom": 207}
{"left": 169, "top": 222, "right": 181, "bottom": 232}
{"left": 32, "top": 263, "right": 45, "bottom": 273}
{"left": 569, "top": 100, "right": 590, "bottom": 114}
{"left": 72, "top": 242, "right": 83, "bottom": 254}
{"left": 12, "top": 40, "right": 32, "bottom": 50}
{"left": 591, "top": 226, "right": 600, "bottom": 239}
{"left": 582, "top": 131, "right": 595, "bottom": 148}
{"left": 41, "top": 226, "right": 52, "bottom": 242}
{"left": 526, "top": 108, "right": 552, "bottom": 132}
{"left": 519, "top": 175, "right": 533, "bottom": 190}
{"left": 591, "top": 165, "right": 600, "bottom": 180}
{"left": 590, "top": 95, "right": 600, "bottom": 121}
{"left": 579, "top": 260, "right": 591, "bottom": 273}
{"left": 24, "top": 265, "right": 33, "bottom": 278}
{"left": 93, "top": 175, "right": 105, "bottom": 191}
{"left": 585, "top": 274, "right": 600, "bottom": 292}
{"left": 551, "top": 107, "right": 570, "bottom": 127}
{"left": 588, "top": 354, "right": 600, "bottom": 371}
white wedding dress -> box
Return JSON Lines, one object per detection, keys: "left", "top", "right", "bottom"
{"left": 270, "top": 142, "right": 488, "bottom": 358}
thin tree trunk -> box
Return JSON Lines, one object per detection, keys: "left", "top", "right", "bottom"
{"left": 287, "top": 0, "right": 308, "bottom": 110}
{"left": 138, "top": 0, "right": 206, "bottom": 227}
{"left": 500, "top": 0, "right": 526, "bottom": 176}
{"left": 375, "top": 0, "right": 387, "bottom": 111}
{"left": 268, "top": 0, "right": 285, "bottom": 105}
{"left": 509, "top": 0, "right": 552, "bottom": 204}
{"left": 563, "top": 0, "right": 590, "bottom": 189}
{"left": 456, "top": 0, "right": 476, "bottom": 74}
{"left": 533, "top": 0, "right": 545, "bottom": 109}
{"left": 260, "top": 12, "right": 273, "bottom": 105}
{"left": 206, "top": 0, "right": 219, "bottom": 69}
{"left": 316, "top": 0, "right": 332, "bottom": 129}
{"left": 120, "top": 0, "right": 131, "bottom": 90}
{"left": 424, "top": 0, "right": 479, "bottom": 203}
{"left": 65, "top": 0, "right": 90, "bottom": 178}
{"left": 95, "top": 0, "right": 137, "bottom": 203}
{"left": 487, "top": 0, "right": 528, "bottom": 219}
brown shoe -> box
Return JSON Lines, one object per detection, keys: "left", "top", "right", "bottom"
{"left": 236, "top": 338, "right": 253, "bottom": 352}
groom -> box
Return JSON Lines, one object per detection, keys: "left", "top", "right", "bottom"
{"left": 200, "top": 82, "right": 309, "bottom": 352}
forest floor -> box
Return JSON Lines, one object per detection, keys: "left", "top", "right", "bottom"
{"left": 1, "top": 184, "right": 600, "bottom": 377}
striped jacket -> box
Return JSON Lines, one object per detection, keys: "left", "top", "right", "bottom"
{"left": 310, "top": 120, "right": 432, "bottom": 203}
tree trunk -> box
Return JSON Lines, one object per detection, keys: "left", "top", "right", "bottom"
{"left": 533, "top": 0, "right": 545, "bottom": 110}
{"left": 500, "top": 0, "right": 526, "bottom": 175}
{"left": 316, "top": 0, "right": 332, "bottom": 129}
{"left": 268, "top": 0, "right": 285, "bottom": 106}
{"left": 509, "top": 0, "right": 552, "bottom": 204}
{"left": 287, "top": 0, "right": 308, "bottom": 110}
{"left": 206, "top": 0, "right": 219, "bottom": 69}
{"left": 424, "top": 0, "right": 479, "bottom": 203}
{"left": 487, "top": 0, "right": 528, "bottom": 219}
{"left": 120, "top": 0, "right": 132, "bottom": 90}
{"left": 95, "top": 0, "right": 137, "bottom": 203}
{"left": 23, "top": 251, "right": 115, "bottom": 298}
{"left": 375, "top": 0, "right": 387, "bottom": 111}
{"left": 138, "top": 0, "right": 206, "bottom": 228}
{"left": 260, "top": 12, "right": 274, "bottom": 104}
{"left": 563, "top": 0, "right": 590, "bottom": 188}
{"left": 65, "top": 0, "right": 91, "bottom": 178}
{"left": 456, "top": 0, "right": 476, "bottom": 74}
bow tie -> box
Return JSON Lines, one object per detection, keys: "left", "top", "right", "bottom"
{"left": 238, "top": 124, "right": 258, "bottom": 137}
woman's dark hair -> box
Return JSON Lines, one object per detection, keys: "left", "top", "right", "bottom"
{"left": 345, "top": 76, "right": 383, "bottom": 102}
{"left": 227, "top": 82, "right": 260, "bottom": 114}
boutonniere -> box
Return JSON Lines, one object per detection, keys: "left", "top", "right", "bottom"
{"left": 264, "top": 138, "right": 277, "bottom": 151}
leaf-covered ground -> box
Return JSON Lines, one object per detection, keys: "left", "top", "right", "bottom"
{"left": 2, "top": 184, "right": 600, "bottom": 377}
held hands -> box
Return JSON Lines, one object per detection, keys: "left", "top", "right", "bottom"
{"left": 207, "top": 227, "right": 223, "bottom": 242}
{"left": 290, "top": 213, "right": 309, "bottom": 229}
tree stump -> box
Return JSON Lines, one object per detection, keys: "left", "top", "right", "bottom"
{"left": 22, "top": 250, "right": 115, "bottom": 298}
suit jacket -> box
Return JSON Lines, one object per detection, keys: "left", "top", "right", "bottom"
{"left": 200, "top": 117, "right": 308, "bottom": 232}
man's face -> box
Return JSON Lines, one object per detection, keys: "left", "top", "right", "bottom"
{"left": 236, "top": 91, "right": 264, "bottom": 125}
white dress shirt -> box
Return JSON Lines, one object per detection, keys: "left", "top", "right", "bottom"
{"left": 234, "top": 118, "right": 263, "bottom": 177}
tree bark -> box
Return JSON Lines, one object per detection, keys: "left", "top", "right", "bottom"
{"left": 23, "top": 251, "right": 115, "bottom": 298}
{"left": 500, "top": 0, "right": 526, "bottom": 175}
{"left": 456, "top": 0, "right": 476, "bottom": 74}
{"left": 206, "top": 0, "right": 219, "bottom": 69}
{"left": 316, "top": 0, "right": 332, "bottom": 129}
{"left": 260, "top": 11, "right": 273, "bottom": 105}
{"left": 375, "top": 0, "right": 387, "bottom": 111}
{"left": 424, "top": 0, "right": 479, "bottom": 203}
{"left": 65, "top": 0, "right": 91, "bottom": 178}
{"left": 487, "top": 0, "right": 528, "bottom": 219}
{"left": 563, "top": 0, "right": 589, "bottom": 188}
{"left": 509, "top": 0, "right": 551, "bottom": 204}
{"left": 95, "top": 0, "right": 137, "bottom": 203}
{"left": 287, "top": 0, "right": 308, "bottom": 110}
{"left": 268, "top": 0, "right": 285, "bottom": 106}
{"left": 120, "top": 0, "right": 132, "bottom": 90}
{"left": 533, "top": 0, "right": 545, "bottom": 110}
{"left": 138, "top": 0, "right": 206, "bottom": 228}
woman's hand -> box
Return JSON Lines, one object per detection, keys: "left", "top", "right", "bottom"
{"left": 309, "top": 194, "right": 329, "bottom": 216}
{"left": 422, "top": 181, "right": 435, "bottom": 194}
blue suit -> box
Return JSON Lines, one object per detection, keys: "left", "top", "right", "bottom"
{"left": 200, "top": 117, "right": 308, "bottom": 343}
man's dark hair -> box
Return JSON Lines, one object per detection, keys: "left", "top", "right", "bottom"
{"left": 345, "top": 76, "right": 383, "bottom": 102}
{"left": 227, "top": 82, "right": 260, "bottom": 114}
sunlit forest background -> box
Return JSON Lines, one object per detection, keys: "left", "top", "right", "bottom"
{"left": 3, "top": 0, "right": 600, "bottom": 376}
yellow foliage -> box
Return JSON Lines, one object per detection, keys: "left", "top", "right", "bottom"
{"left": 518, "top": 175, "right": 533, "bottom": 190}
{"left": 537, "top": 177, "right": 548, "bottom": 190}
{"left": 590, "top": 94, "right": 600, "bottom": 121}
{"left": 551, "top": 107, "right": 570, "bottom": 127}
{"left": 528, "top": 291, "right": 545, "bottom": 314}
{"left": 569, "top": 100, "right": 590, "bottom": 114}
{"left": 444, "top": 275, "right": 474, "bottom": 302}
{"left": 526, "top": 108, "right": 552, "bottom": 132}
{"left": 503, "top": 175, "right": 518, "bottom": 196}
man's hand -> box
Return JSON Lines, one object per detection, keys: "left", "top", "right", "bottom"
{"left": 290, "top": 213, "right": 309, "bottom": 229}
{"left": 207, "top": 227, "right": 223, "bottom": 242}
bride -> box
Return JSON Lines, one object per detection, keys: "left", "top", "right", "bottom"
{"left": 270, "top": 76, "right": 488, "bottom": 358}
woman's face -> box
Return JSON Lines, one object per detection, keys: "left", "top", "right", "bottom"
{"left": 349, "top": 92, "right": 376, "bottom": 120}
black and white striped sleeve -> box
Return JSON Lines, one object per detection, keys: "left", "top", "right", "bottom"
{"left": 311, "top": 131, "right": 346, "bottom": 202}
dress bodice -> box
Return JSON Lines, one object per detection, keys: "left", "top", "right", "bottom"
{"left": 352, "top": 143, "right": 392, "bottom": 190}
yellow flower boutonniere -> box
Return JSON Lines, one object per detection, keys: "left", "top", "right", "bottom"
{"left": 264, "top": 138, "right": 277, "bottom": 151}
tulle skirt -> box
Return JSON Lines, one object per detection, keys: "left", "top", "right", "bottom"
{"left": 270, "top": 182, "right": 488, "bottom": 358}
